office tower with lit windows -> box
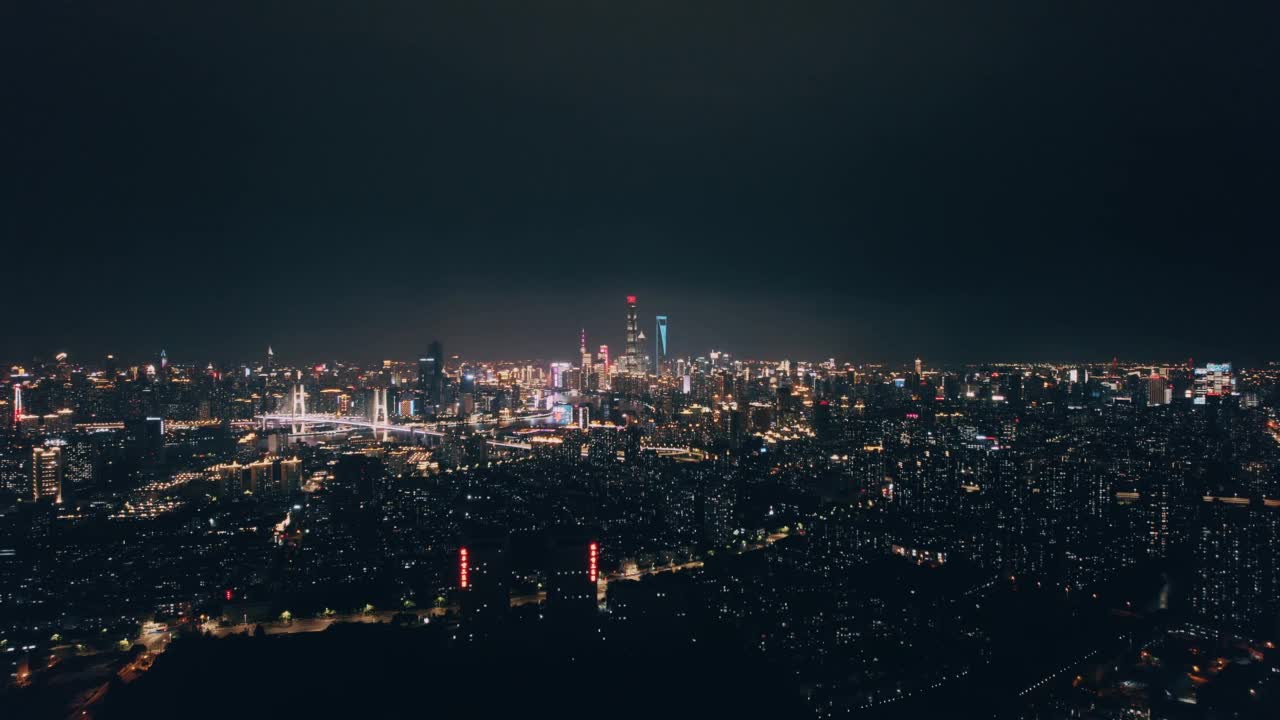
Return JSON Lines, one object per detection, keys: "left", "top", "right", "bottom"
{"left": 122, "top": 417, "right": 165, "bottom": 483}
{"left": 418, "top": 340, "right": 444, "bottom": 417}
{"left": 1068, "top": 367, "right": 1087, "bottom": 391}
{"left": 10, "top": 384, "right": 21, "bottom": 426}
{"left": 654, "top": 315, "right": 669, "bottom": 376}
{"left": 31, "top": 445, "right": 63, "bottom": 503}
{"left": 597, "top": 345, "right": 610, "bottom": 390}
{"left": 1192, "top": 362, "right": 1234, "bottom": 403}
{"left": 550, "top": 362, "right": 572, "bottom": 390}
{"left": 1146, "top": 372, "right": 1168, "bottom": 406}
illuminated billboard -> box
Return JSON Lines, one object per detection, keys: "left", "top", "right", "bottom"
{"left": 550, "top": 403, "right": 574, "bottom": 426}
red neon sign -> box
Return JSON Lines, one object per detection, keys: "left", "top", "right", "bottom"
{"left": 588, "top": 542, "right": 599, "bottom": 583}
{"left": 459, "top": 547, "right": 469, "bottom": 589}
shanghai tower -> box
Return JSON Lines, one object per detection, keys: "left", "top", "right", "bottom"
{"left": 623, "top": 295, "right": 640, "bottom": 374}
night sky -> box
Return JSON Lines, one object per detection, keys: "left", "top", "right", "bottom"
{"left": 5, "top": 2, "right": 1277, "bottom": 365}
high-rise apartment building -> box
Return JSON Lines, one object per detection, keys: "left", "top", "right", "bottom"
{"left": 31, "top": 446, "right": 63, "bottom": 503}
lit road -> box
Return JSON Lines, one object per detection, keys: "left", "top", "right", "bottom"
{"left": 66, "top": 681, "right": 109, "bottom": 720}
{"left": 135, "top": 623, "right": 173, "bottom": 654}
{"left": 55, "top": 623, "right": 172, "bottom": 720}
{"left": 200, "top": 607, "right": 448, "bottom": 638}
{"left": 191, "top": 532, "right": 789, "bottom": 638}
{"left": 595, "top": 530, "right": 788, "bottom": 599}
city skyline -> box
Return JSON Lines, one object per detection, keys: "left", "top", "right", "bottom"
{"left": 2, "top": 289, "right": 1276, "bottom": 369}
{"left": 5, "top": 3, "right": 1279, "bottom": 718}
{"left": 2, "top": 340, "right": 1264, "bottom": 371}
{"left": 4, "top": 322, "right": 1277, "bottom": 718}
{"left": 4, "top": 283, "right": 1279, "bottom": 365}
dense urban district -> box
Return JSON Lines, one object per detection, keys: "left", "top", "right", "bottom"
{"left": 2, "top": 298, "right": 1279, "bottom": 718}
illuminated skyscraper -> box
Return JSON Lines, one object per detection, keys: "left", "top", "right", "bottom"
{"left": 1146, "top": 372, "right": 1169, "bottom": 406}
{"left": 622, "top": 293, "right": 637, "bottom": 366}
{"left": 550, "top": 362, "right": 572, "bottom": 390}
{"left": 579, "top": 329, "right": 592, "bottom": 391}
{"left": 1193, "top": 363, "right": 1234, "bottom": 404}
{"left": 31, "top": 446, "right": 63, "bottom": 503}
{"left": 597, "top": 345, "right": 610, "bottom": 390}
{"left": 417, "top": 355, "right": 431, "bottom": 395}
{"left": 654, "top": 315, "right": 668, "bottom": 376}
{"left": 619, "top": 294, "right": 645, "bottom": 371}
{"left": 419, "top": 340, "right": 444, "bottom": 417}
{"left": 123, "top": 418, "right": 166, "bottom": 482}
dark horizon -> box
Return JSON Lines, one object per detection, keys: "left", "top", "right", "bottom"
{"left": 6, "top": 2, "right": 1278, "bottom": 363}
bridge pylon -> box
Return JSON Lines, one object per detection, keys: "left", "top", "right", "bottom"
{"left": 290, "top": 383, "right": 308, "bottom": 434}
{"left": 370, "top": 388, "right": 389, "bottom": 441}
{"left": 371, "top": 388, "right": 388, "bottom": 424}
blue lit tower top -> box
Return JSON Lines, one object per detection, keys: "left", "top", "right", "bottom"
{"left": 654, "top": 316, "right": 668, "bottom": 376}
